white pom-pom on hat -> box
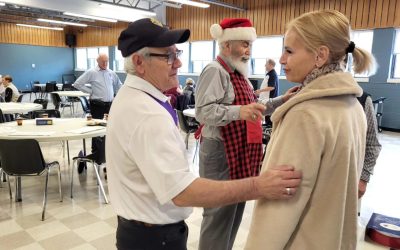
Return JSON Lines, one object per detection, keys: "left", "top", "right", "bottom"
{"left": 210, "top": 18, "right": 257, "bottom": 43}
{"left": 210, "top": 23, "right": 223, "bottom": 39}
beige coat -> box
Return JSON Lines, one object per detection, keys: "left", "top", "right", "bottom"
{"left": 245, "top": 72, "right": 366, "bottom": 250}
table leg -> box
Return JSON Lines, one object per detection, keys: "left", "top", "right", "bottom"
{"left": 16, "top": 176, "right": 22, "bottom": 202}
{"left": 82, "top": 139, "right": 86, "bottom": 156}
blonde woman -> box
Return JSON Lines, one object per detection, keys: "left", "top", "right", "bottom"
{"left": 245, "top": 10, "right": 376, "bottom": 250}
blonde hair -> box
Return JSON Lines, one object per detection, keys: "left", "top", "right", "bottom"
{"left": 286, "top": 10, "right": 376, "bottom": 75}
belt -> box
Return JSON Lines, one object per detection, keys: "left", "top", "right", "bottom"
{"left": 118, "top": 216, "right": 161, "bottom": 228}
{"left": 90, "top": 99, "right": 112, "bottom": 105}
{"left": 118, "top": 216, "right": 184, "bottom": 228}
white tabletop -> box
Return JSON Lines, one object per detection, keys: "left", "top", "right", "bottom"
{"left": 0, "top": 102, "right": 42, "bottom": 114}
{"left": 52, "top": 91, "right": 89, "bottom": 97}
{"left": 0, "top": 118, "right": 106, "bottom": 142}
{"left": 183, "top": 108, "right": 196, "bottom": 118}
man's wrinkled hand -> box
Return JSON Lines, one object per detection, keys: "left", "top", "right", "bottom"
{"left": 255, "top": 165, "right": 302, "bottom": 200}
{"left": 240, "top": 103, "right": 266, "bottom": 121}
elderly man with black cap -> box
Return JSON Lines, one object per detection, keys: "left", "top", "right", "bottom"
{"left": 106, "top": 18, "right": 302, "bottom": 250}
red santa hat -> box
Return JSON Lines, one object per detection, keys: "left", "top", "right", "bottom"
{"left": 210, "top": 18, "right": 257, "bottom": 43}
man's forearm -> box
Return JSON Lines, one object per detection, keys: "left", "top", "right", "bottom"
{"left": 173, "top": 177, "right": 259, "bottom": 208}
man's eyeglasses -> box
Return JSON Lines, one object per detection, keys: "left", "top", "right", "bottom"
{"left": 147, "top": 50, "right": 183, "bottom": 64}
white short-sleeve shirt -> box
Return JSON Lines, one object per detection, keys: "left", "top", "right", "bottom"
{"left": 106, "top": 74, "right": 197, "bottom": 224}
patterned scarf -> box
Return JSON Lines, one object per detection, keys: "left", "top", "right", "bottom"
{"left": 303, "top": 62, "right": 343, "bottom": 86}
{"left": 217, "top": 56, "right": 263, "bottom": 180}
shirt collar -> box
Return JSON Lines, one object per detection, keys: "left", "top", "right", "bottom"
{"left": 96, "top": 66, "right": 108, "bottom": 72}
{"left": 124, "top": 74, "right": 168, "bottom": 103}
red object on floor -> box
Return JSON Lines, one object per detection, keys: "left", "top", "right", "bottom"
{"left": 366, "top": 213, "right": 400, "bottom": 249}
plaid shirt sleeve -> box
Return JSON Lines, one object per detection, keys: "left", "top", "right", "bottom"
{"left": 361, "top": 96, "right": 382, "bottom": 182}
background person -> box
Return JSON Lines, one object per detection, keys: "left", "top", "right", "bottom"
{"left": 73, "top": 53, "right": 122, "bottom": 174}
{"left": 258, "top": 58, "right": 279, "bottom": 100}
{"left": 245, "top": 10, "right": 376, "bottom": 250}
{"left": 73, "top": 53, "right": 122, "bottom": 119}
{"left": 195, "top": 18, "right": 290, "bottom": 250}
{"left": 107, "top": 18, "right": 302, "bottom": 250}
{"left": 3, "top": 75, "right": 20, "bottom": 102}
{"left": 357, "top": 91, "right": 382, "bottom": 198}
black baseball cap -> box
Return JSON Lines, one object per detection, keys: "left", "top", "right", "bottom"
{"left": 118, "top": 18, "right": 190, "bottom": 57}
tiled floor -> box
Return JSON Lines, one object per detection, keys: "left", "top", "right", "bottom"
{"left": 0, "top": 96, "right": 398, "bottom": 249}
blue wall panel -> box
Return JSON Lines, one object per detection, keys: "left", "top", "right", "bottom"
{"left": 0, "top": 43, "right": 74, "bottom": 91}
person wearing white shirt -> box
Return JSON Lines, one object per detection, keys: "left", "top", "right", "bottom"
{"left": 107, "top": 18, "right": 302, "bottom": 250}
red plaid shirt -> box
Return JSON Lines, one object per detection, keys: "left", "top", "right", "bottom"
{"left": 217, "top": 56, "right": 263, "bottom": 180}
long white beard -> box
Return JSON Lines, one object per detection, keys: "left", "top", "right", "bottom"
{"left": 227, "top": 57, "right": 249, "bottom": 76}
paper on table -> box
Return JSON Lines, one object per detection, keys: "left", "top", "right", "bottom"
{"left": 66, "top": 127, "right": 105, "bottom": 134}
{"left": 11, "top": 131, "right": 55, "bottom": 136}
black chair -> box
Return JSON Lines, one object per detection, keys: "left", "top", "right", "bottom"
{"left": 176, "top": 94, "right": 191, "bottom": 111}
{"left": 30, "top": 81, "right": 42, "bottom": 100}
{"left": 61, "top": 83, "right": 75, "bottom": 91}
{"left": 31, "top": 109, "right": 61, "bottom": 118}
{"left": 70, "top": 136, "right": 108, "bottom": 204}
{"left": 0, "top": 108, "right": 5, "bottom": 123}
{"left": 177, "top": 110, "right": 199, "bottom": 149}
{"left": 372, "top": 97, "right": 387, "bottom": 132}
{"left": 44, "top": 82, "right": 57, "bottom": 99}
{"left": 78, "top": 96, "right": 91, "bottom": 116}
{"left": 50, "top": 93, "right": 72, "bottom": 114}
{"left": 0, "top": 139, "right": 62, "bottom": 221}
{"left": 33, "top": 98, "right": 49, "bottom": 109}
{"left": 16, "top": 94, "right": 24, "bottom": 103}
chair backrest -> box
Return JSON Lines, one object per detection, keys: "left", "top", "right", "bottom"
{"left": 50, "top": 93, "right": 61, "bottom": 110}
{"left": 92, "top": 136, "right": 106, "bottom": 165}
{"left": 62, "top": 83, "right": 75, "bottom": 91}
{"left": 0, "top": 139, "right": 46, "bottom": 176}
{"left": 31, "top": 81, "right": 41, "bottom": 92}
{"left": 176, "top": 110, "right": 190, "bottom": 133}
{"left": 33, "top": 98, "right": 49, "bottom": 109}
{"left": 31, "top": 109, "right": 61, "bottom": 118}
{"left": 16, "top": 94, "right": 23, "bottom": 103}
{"left": 78, "top": 96, "right": 90, "bottom": 114}
{"left": 0, "top": 109, "right": 5, "bottom": 123}
{"left": 176, "top": 94, "right": 191, "bottom": 111}
{"left": 4, "top": 88, "right": 12, "bottom": 102}
{"left": 45, "top": 83, "right": 57, "bottom": 93}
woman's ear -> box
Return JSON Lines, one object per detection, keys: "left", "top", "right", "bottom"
{"left": 315, "top": 46, "right": 330, "bottom": 67}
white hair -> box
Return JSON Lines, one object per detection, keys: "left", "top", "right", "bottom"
{"left": 124, "top": 47, "right": 149, "bottom": 75}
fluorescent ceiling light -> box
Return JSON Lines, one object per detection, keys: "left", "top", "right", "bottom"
{"left": 16, "top": 24, "right": 63, "bottom": 31}
{"left": 0, "top": 2, "right": 5, "bottom": 6}
{"left": 63, "top": 12, "right": 117, "bottom": 23}
{"left": 167, "top": 0, "right": 209, "bottom": 8}
{"left": 97, "top": 2, "right": 156, "bottom": 16}
{"left": 38, "top": 18, "right": 87, "bottom": 27}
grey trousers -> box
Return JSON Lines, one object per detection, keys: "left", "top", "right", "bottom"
{"left": 198, "top": 138, "right": 246, "bottom": 250}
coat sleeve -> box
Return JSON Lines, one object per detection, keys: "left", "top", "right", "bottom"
{"left": 245, "top": 109, "right": 325, "bottom": 250}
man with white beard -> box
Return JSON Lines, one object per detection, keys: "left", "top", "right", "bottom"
{"left": 195, "top": 18, "right": 288, "bottom": 250}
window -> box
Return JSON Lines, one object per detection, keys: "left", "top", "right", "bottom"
{"left": 350, "top": 30, "right": 373, "bottom": 77}
{"left": 114, "top": 46, "right": 125, "bottom": 72}
{"left": 392, "top": 29, "right": 400, "bottom": 78}
{"left": 75, "top": 47, "right": 109, "bottom": 70}
{"left": 177, "top": 42, "right": 189, "bottom": 73}
{"left": 191, "top": 41, "right": 213, "bottom": 73}
{"left": 251, "top": 36, "right": 283, "bottom": 75}
{"left": 76, "top": 48, "right": 87, "bottom": 70}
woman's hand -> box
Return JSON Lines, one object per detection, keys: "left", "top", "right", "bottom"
{"left": 283, "top": 85, "right": 302, "bottom": 102}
